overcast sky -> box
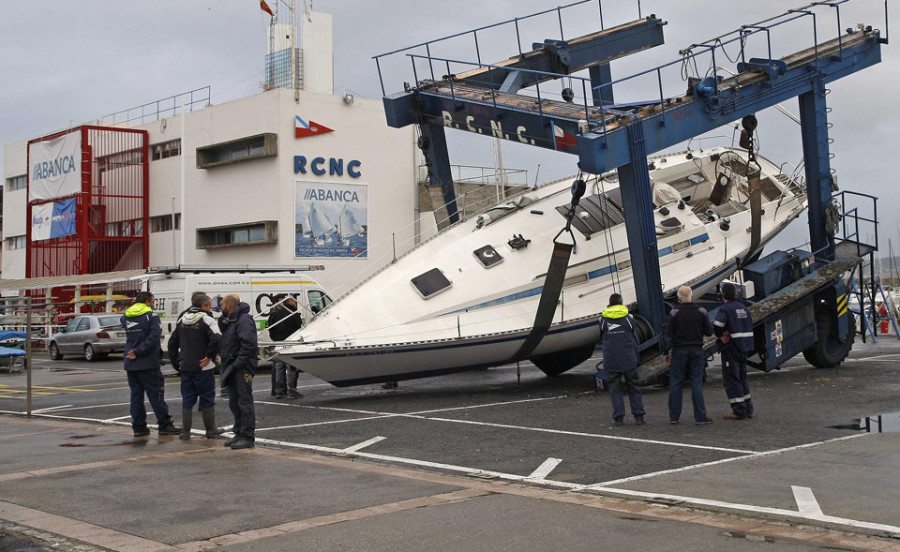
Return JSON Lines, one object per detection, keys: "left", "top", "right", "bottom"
{"left": 2, "top": 0, "right": 898, "bottom": 257}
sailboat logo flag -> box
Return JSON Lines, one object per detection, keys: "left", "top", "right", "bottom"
{"left": 295, "top": 115, "right": 334, "bottom": 139}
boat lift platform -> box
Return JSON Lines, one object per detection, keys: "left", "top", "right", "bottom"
{"left": 377, "top": 0, "right": 889, "bottom": 379}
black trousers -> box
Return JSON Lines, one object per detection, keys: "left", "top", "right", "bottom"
{"left": 227, "top": 366, "right": 256, "bottom": 439}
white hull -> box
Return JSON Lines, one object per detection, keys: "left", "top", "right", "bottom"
{"left": 277, "top": 147, "right": 807, "bottom": 386}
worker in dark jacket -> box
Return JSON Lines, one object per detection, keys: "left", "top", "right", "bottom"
{"left": 219, "top": 294, "right": 257, "bottom": 450}
{"left": 267, "top": 296, "right": 304, "bottom": 399}
{"left": 168, "top": 293, "right": 223, "bottom": 439}
{"left": 664, "top": 286, "right": 714, "bottom": 425}
{"left": 599, "top": 294, "right": 645, "bottom": 426}
{"left": 122, "top": 291, "right": 180, "bottom": 437}
{"left": 714, "top": 282, "right": 755, "bottom": 420}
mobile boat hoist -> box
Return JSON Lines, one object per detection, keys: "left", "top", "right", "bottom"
{"left": 277, "top": 0, "right": 888, "bottom": 386}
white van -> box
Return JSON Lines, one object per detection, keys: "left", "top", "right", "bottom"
{"left": 147, "top": 267, "right": 332, "bottom": 347}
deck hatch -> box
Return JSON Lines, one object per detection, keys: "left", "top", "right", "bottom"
{"left": 555, "top": 193, "right": 625, "bottom": 237}
{"left": 473, "top": 245, "right": 504, "bottom": 268}
{"left": 411, "top": 268, "right": 452, "bottom": 299}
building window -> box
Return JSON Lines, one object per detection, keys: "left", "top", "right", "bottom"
{"left": 6, "top": 175, "right": 26, "bottom": 191}
{"left": 96, "top": 149, "right": 143, "bottom": 176}
{"left": 104, "top": 219, "right": 144, "bottom": 237}
{"left": 6, "top": 235, "right": 26, "bottom": 250}
{"left": 196, "top": 221, "right": 277, "bottom": 249}
{"left": 196, "top": 133, "right": 277, "bottom": 169}
{"left": 150, "top": 213, "right": 181, "bottom": 233}
{"left": 151, "top": 140, "right": 181, "bottom": 161}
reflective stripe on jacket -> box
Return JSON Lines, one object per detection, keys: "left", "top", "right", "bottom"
{"left": 714, "top": 300, "right": 755, "bottom": 353}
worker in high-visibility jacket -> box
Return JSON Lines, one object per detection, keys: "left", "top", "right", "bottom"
{"left": 714, "top": 283, "right": 755, "bottom": 420}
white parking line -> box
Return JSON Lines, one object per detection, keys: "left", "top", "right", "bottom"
{"left": 414, "top": 415, "right": 756, "bottom": 454}
{"left": 256, "top": 415, "right": 401, "bottom": 432}
{"left": 848, "top": 352, "right": 900, "bottom": 362}
{"left": 792, "top": 485, "right": 823, "bottom": 516}
{"left": 527, "top": 457, "right": 563, "bottom": 480}
{"left": 30, "top": 405, "right": 74, "bottom": 414}
{"left": 343, "top": 436, "right": 386, "bottom": 453}
{"left": 588, "top": 432, "right": 869, "bottom": 488}
{"left": 586, "top": 485, "right": 900, "bottom": 535}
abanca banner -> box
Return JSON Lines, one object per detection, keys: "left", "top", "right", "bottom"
{"left": 31, "top": 198, "right": 78, "bottom": 241}
{"left": 295, "top": 181, "right": 368, "bottom": 259}
{"left": 28, "top": 131, "right": 82, "bottom": 202}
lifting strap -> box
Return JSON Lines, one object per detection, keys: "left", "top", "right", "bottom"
{"left": 509, "top": 179, "right": 584, "bottom": 362}
{"left": 740, "top": 115, "right": 763, "bottom": 266}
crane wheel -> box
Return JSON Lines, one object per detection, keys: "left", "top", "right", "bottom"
{"left": 803, "top": 310, "right": 855, "bottom": 368}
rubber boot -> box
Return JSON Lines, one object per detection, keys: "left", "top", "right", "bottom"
{"left": 201, "top": 407, "right": 225, "bottom": 438}
{"left": 179, "top": 410, "right": 192, "bottom": 440}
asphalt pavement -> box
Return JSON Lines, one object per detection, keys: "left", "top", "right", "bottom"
{"left": 0, "top": 340, "right": 899, "bottom": 551}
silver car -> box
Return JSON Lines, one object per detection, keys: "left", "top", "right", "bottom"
{"left": 48, "top": 313, "right": 128, "bottom": 361}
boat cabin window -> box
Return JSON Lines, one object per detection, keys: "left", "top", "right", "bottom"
{"left": 411, "top": 268, "right": 453, "bottom": 299}
{"left": 672, "top": 239, "right": 691, "bottom": 252}
{"left": 473, "top": 245, "right": 504, "bottom": 268}
{"left": 555, "top": 193, "right": 625, "bottom": 237}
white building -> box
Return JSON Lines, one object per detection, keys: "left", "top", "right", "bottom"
{"left": 2, "top": 10, "right": 420, "bottom": 298}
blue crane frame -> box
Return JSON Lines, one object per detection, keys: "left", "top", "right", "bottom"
{"left": 378, "top": 0, "right": 888, "bottom": 338}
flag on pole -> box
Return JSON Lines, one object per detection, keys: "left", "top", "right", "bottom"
{"left": 260, "top": 0, "right": 274, "bottom": 16}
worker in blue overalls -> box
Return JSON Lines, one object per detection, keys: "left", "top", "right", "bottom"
{"left": 714, "top": 282, "right": 755, "bottom": 420}
{"left": 599, "top": 293, "right": 645, "bottom": 426}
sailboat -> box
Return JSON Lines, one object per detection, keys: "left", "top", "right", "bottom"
{"left": 308, "top": 202, "right": 335, "bottom": 245}
{"left": 336, "top": 205, "right": 365, "bottom": 246}
{"left": 276, "top": 146, "right": 808, "bottom": 386}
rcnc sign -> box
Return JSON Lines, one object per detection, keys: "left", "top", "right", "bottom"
{"left": 294, "top": 155, "right": 362, "bottom": 178}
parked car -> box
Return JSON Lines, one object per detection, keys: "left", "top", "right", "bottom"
{"left": 48, "top": 313, "right": 127, "bottom": 361}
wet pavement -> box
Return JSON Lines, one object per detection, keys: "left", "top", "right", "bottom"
{"left": 0, "top": 340, "right": 899, "bottom": 551}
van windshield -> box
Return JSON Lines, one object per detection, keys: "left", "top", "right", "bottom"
{"left": 308, "top": 290, "right": 333, "bottom": 313}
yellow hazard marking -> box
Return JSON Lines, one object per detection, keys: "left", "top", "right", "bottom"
{"left": 837, "top": 296, "right": 848, "bottom": 310}
{"left": 0, "top": 389, "right": 55, "bottom": 396}
{"left": 838, "top": 307, "right": 849, "bottom": 317}
{"left": 29, "top": 385, "right": 94, "bottom": 393}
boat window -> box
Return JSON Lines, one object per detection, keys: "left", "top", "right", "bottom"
{"left": 411, "top": 268, "right": 453, "bottom": 299}
{"left": 473, "top": 245, "right": 504, "bottom": 268}
{"left": 616, "top": 259, "right": 632, "bottom": 270}
{"left": 672, "top": 240, "right": 691, "bottom": 252}
{"left": 555, "top": 194, "right": 625, "bottom": 237}
{"left": 563, "top": 274, "right": 588, "bottom": 287}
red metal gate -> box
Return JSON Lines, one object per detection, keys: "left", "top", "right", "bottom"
{"left": 26, "top": 126, "right": 149, "bottom": 278}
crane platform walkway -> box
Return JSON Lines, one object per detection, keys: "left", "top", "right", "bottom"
{"left": 416, "top": 30, "right": 877, "bottom": 142}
